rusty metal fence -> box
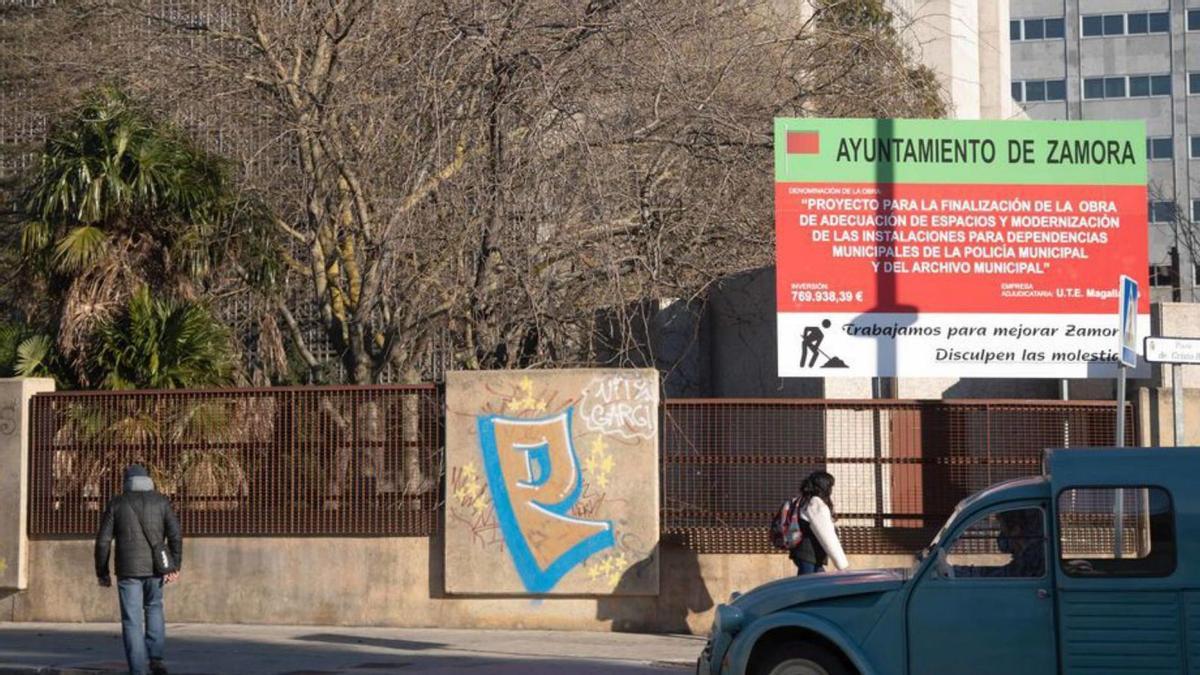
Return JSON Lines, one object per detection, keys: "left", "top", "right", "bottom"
{"left": 29, "top": 388, "right": 1131, "bottom": 555}
{"left": 28, "top": 386, "right": 442, "bottom": 536}
{"left": 661, "top": 399, "right": 1133, "bottom": 555}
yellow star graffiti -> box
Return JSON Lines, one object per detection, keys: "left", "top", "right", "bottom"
{"left": 507, "top": 377, "right": 547, "bottom": 413}
{"left": 583, "top": 435, "right": 614, "bottom": 490}
{"left": 456, "top": 462, "right": 491, "bottom": 516}
{"left": 584, "top": 551, "right": 630, "bottom": 587}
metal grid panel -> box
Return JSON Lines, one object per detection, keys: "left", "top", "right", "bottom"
{"left": 28, "top": 385, "right": 443, "bottom": 536}
{"left": 661, "top": 399, "right": 1133, "bottom": 555}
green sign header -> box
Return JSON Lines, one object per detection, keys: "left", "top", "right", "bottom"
{"left": 774, "top": 118, "right": 1147, "bottom": 186}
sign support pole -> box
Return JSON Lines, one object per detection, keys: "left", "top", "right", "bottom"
{"left": 1174, "top": 363, "right": 1184, "bottom": 446}
{"left": 1114, "top": 365, "right": 1126, "bottom": 560}
{"left": 1116, "top": 366, "right": 1126, "bottom": 448}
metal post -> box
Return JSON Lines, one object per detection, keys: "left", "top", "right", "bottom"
{"left": 871, "top": 376, "right": 885, "bottom": 529}
{"left": 1115, "top": 367, "right": 1126, "bottom": 448}
{"left": 1114, "top": 367, "right": 1125, "bottom": 559}
{"left": 1174, "top": 363, "right": 1184, "bottom": 446}
{"left": 1061, "top": 379, "right": 1070, "bottom": 448}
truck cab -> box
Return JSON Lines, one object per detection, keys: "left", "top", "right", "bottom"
{"left": 699, "top": 447, "right": 1194, "bottom": 675}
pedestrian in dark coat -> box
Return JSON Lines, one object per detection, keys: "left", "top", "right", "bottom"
{"left": 95, "top": 464, "right": 182, "bottom": 675}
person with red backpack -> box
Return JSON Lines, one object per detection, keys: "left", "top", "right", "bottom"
{"left": 771, "top": 471, "right": 850, "bottom": 575}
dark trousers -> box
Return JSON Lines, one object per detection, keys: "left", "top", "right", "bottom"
{"left": 795, "top": 560, "right": 825, "bottom": 576}
{"left": 117, "top": 576, "right": 165, "bottom": 675}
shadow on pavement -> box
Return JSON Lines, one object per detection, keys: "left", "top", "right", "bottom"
{"left": 291, "top": 633, "right": 446, "bottom": 651}
{"left": 0, "top": 628, "right": 692, "bottom": 675}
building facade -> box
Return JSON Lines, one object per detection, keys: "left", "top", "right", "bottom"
{"left": 1011, "top": 0, "right": 1200, "bottom": 303}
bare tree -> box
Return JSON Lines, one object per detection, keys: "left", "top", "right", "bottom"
{"left": 1, "top": 0, "right": 946, "bottom": 384}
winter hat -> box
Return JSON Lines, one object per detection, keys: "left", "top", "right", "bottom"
{"left": 124, "top": 464, "right": 149, "bottom": 481}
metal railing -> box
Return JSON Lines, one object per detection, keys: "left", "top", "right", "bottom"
{"left": 661, "top": 399, "right": 1133, "bottom": 554}
{"left": 28, "top": 385, "right": 442, "bottom": 536}
{"left": 29, "top": 388, "right": 1132, "bottom": 555}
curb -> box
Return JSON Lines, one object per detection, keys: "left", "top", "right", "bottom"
{"left": 0, "top": 669, "right": 118, "bottom": 675}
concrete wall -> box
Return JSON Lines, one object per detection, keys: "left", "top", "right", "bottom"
{"left": 901, "top": 0, "right": 1018, "bottom": 120}
{"left": 444, "top": 370, "right": 660, "bottom": 596}
{"left": 1, "top": 537, "right": 911, "bottom": 634}
{"left": 1139, "top": 302, "right": 1200, "bottom": 446}
{"left": 0, "top": 378, "right": 55, "bottom": 591}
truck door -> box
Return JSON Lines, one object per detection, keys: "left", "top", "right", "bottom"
{"left": 1055, "top": 486, "right": 1181, "bottom": 672}
{"left": 907, "top": 503, "right": 1056, "bottom": 675}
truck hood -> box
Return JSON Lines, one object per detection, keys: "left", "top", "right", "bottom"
{"left": 729, "top": 568, "right": 907, "bottom": 616}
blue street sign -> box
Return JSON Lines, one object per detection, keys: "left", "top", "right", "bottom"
{"left": 1119, "top": 275, "right": 1139, "bottom": 368}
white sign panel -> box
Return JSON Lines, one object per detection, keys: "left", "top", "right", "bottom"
{"left": 1144, "top": 336, "right": 1200, "bottom": 364}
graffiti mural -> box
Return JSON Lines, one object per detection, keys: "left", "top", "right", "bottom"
{"left": 446, "top": 369, "right": 660, "bottom": 595}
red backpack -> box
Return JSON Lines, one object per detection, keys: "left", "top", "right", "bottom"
{"left": 769, "top": 497, "right": 805, "bottom": 550}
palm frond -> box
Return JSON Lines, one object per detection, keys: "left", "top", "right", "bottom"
{"left": 54, "top": 225, "right": 109, "bottom": 273}
{"left": 15, "top": 334, "right": 54, "bottom": 378}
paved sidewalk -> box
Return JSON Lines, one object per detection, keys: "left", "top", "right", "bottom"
{"left": 0, "top": 622, "right": 702, "bottom": 674}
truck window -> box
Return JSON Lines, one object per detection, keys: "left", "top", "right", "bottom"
{"left": 945, "top": 507, "right": 1046, "bottom": 578}
{"left": 1058, "top": 487, "right": 1176, "bottom": 577}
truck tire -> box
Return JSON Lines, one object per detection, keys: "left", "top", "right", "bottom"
{"left": 750, "top": 640, "right": 854, "bottom": 675}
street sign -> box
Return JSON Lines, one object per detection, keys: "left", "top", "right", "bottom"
{"left": 1118, "top": 275, "right": 1139, "bottom": 368}
{"left": 1145, "top": 336, "right": 1200, "bottom": 364}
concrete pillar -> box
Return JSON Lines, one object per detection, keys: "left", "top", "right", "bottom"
{"left": 977, "top": 0, "right": 1015, "bottom": 120}
{"left": 0, "top": 378, "right": 55, "bottom": 591}
{"left": 909, "top": 0, "right": 982, "bottom": 119}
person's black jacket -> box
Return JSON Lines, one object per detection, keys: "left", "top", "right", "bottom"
{"left": 95, "top": 483, "right": 183, "bottom": 579}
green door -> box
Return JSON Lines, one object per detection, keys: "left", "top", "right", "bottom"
{"left": 906, "top": 504, "right": 1056, "bottom": 675}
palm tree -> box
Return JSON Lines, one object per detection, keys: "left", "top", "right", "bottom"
{"left": 91, "top": 287, "right": 233, "bottom": 390}
{"left": 13, "top": 86, "right": 276, "bottom": 385}
{"left": 0, "top": 319, "right": 65, "bottom": 382}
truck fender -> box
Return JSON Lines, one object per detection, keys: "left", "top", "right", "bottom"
{"left": 724, "top": 611, "right": 879, "bottom": 675}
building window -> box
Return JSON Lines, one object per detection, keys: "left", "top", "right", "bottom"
{"left": 1152, "top": 75, "right": 1172, "bottom": 96}
{"left": 1014, "top": 17, "right": 1065, "bottom": 41}
{"left": 1024, "top": 18, "right": 1045, "bottom": 40}
{"left": 1150, "top": 201, "right": 1177, "bottom": 223}
{"left": 1190, "top": 136, "right": 1200, "bottom": 159}
{"left": 1105, "top": 77, "right": 1127, "bottom": 98}
{"left": 1015, "top": 80, "right": 1066, "bottom": 103}
{"left": 1058, "top": 487, "right": 1175, "bottom": 578}
{"left": 1150, "top": 264, "right": 1175, "bottom": 287}
{"left": 1190, "top": 73, "right": 1200, "bottom": 95}
{"left": 1128, "top": 12, "right": 1170, "bottom": 34}
{"left": 1148, "top": 137, "right": 1173, "bottom": 160}
{"left": 1082, "top": 15, "right": 1103, "bottom": 37}
{"left": 1192, "top": 199, "right": 1200, "bottom": 221}
{"left": 1128, "top": 12, "right": 1148, "bottom": 34}
{"left": 1190, "top": 9, "right": 1200, "bottom": 31}
{"left": 1083, "top": 78, "right": 1105, "bottom": 99}
{"left": 1103, "top": 14, "right": 1125, "bottom": 36}
{"left": 1124, "top": 75, "right": 1172, "bottom": 98}
{"left": 1150, "top": 12, "right": 1170, "bottom": 33}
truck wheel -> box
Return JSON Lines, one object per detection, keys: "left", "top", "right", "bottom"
{"left": 751, "top": 640, "right": 853, "bottom": 675}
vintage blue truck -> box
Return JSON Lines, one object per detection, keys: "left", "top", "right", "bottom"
{"left": 698, "top": 447, "right": 1189, "bottom": 675}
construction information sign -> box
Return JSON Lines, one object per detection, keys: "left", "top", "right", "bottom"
{"left": 775, "top": 118, "right": 1149, "bottom": 378}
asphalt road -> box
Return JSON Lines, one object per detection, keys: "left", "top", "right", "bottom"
{"left": 0, "top": 622, "right": 702, "bottom": 674}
